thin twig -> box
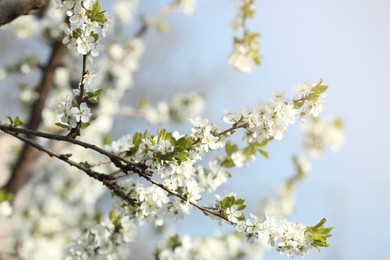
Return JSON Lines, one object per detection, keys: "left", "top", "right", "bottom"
{"left": 133, "top": 3, "right": 176, "bottom": 39}
{"left": 140, "top": 174, "right": 230, "bottom": 223}
{"left": 0, "top": 124, "right": 133, "bottom": 167}
{"left": 2, "top": 129, "right": 112, "bottom": 182}
{"left": 2, "top": 128, "right": 138, "bottom": 205}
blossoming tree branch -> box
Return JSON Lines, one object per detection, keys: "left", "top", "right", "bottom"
{"left": 0, "top": 0, "right": 344, "bottom": 259}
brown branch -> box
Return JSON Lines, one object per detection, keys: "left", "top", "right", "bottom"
{"left": 68, "top": 54, "right": 88, "bottom": 139}
{"left": 140, "top": 174, "right": 229, "bottom": 222}
{"left": 0, "top": 0, "right": 50, "bottom": 27}
{"left": 133, "top": 4, "right": 175, "bottom": 39}
{"left": 0, "top": 124, "right": 145, "bottom": 175}
{"left": 0, "top": 124, "right": 234, "bottom": 224}
{"left": 3, "top": 40, "right": 67, "bottom": 195}
{"left": 2, "top": 128, "right": 137, "bottom": 205}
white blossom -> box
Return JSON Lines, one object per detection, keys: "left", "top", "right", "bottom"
{"left": 228, "top": 43, "right": 255, "bottom": 73}
{"left": 175, "top": 0, "right": 196, "bottom": 16}
{"left": 0, "top": 201, "right": 12, "bottom": 218}
{"left": 260, "top": 216, "right": 313, "bottom": 257}
{"left": 302, "top": 117, "right": 344, "bottom": 157}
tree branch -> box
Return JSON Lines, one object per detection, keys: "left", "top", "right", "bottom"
{"left": 0, "top": 123, "right": 233, "bottom": 224}
{"left": 0, "top": 124, "right": 145, "bottom": 176}
{"left": 3, "top": 39, "right": 67, "bottom": 195}
{"left": 0, "top": 0, "right": 50, "bottom": 27}
{"left": 2, "top": 127, "right": 137, "bottom": 205}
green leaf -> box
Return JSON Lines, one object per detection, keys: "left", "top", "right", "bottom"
{"left": 87, "top": 89, "right": 102, "bottom": 104}
{"left": 175, "top": 136, "right": 193, "bottom": 150}
{"left": 250, "top": 139, "right": 270, "bottom": 148}
{"left": 94, "top": 211, "right": 102, "bottom": 223}
{"left": 258, "top": 149, "right": 269, "bottom": 159}
{"left": 13, "top": 116, "right": 23, "bottom": 126}
{"left": 109, "top": 209, "right": 121, "bottom": 228}
{"left": 236, "top": 204, "right": 246, "bottom": 211}
{"left": 91, "top": 1, "right": 101, "bottom": 17}
{"left": 94, "top": 13, "right": 107, "bottom": 23}
{"left": 293, "top": 101, "right": 304, "bottom": 109}
{"left": 253, "top": 55, "right": 261, "bottom": 64}
{"left": 221, "top": 158, "right": 235, "bottom": 168}
{"left": 173, "top": 151, "right": 189, "bottom": 162}
{"left": 334, "top": 119, "right": 343, "bottom": 129}
{"left": 237, "top": 215, "right": 246, "bottom": 221}
{"left": 88, "top": 97, "right": 99, "bottom": 104}
{"left": 225, "top": 141, "right": 238, "bottom": 155}
{"left": 102, "top": 133, "right": 112, "bottom": 146}
{"left": 311, "top": 84, "right": 328, "bottom": 95}
{"left": 22, "top": 208, "right": 30, "bottom": 218}
{"left": 90, "top": 31, "right": 99, "bottom": 42}
{"left": 55, "top": 122, "right": 71, "bottom": 130}
{"left": 221, "top": 196, "right": 236, "bottom": 209}
{"left": 167, "top": 234, "right": 182, "bottom": 251}
{"left": 88, "top": 90, "right": 102, "bottom": 104}
{"left": 6, "top": 116, "right": 13, "bottom": 126}
{"left": 242, "top": 146, "right": 255, "bottom": 157}
{"left": 0, "top": 189, "right": 13, "bottom": 202}
{"left": 132, "top": 132, "right": 142, "bottom": 146}
{"left": 235, "top": 198, "right": 245, "bottom": 205}
{"left": 304, "top": 93, "right": 318, "bottom": 101}
{"left": 158, "top": 129, "right": 171, "bottom": 141}
{"left": 306, "top": 218, "right": 333, "bottom": 249}
{"left": 72, "top": 99, "right": 78, "bottom": 107}
{"left": 81, "top": 122, "right": 90, "bottom": 129}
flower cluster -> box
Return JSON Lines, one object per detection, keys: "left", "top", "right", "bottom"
{"left": 9, "top": 157, "right": 107, "bottom": 259}
{"left": 195, "top": 161, "right": 230, "bottom": 192}
{"left": 137, "top": 185, "right": 170, "bottom": 221}
{"left": 0, "top": 201, "right": 12, "bottom": 218}
{"left": 155, "top": 233, "right": 268, "bottom": 260}
{"left": 229, "top": 0, "right": 261, "bottom": 73}
{"left": 174, "top": 0, "right": 197, "bottom": 16}
{"left": 259, "top": 216, "right": 313, "bottom": 257}
{"left": 113, "top": 0, "right": 138, "bottom": 24}
{"left": 224, "top": 93, "right": 296, "bottom": 143}
{"left": 231, "top": 150, "right": 255, "bottom": 167}
{"left": 302, "top": 117, "right": 344, "bottom": 157}
{"left": 223, "top": 81, "right": 328, "bottom": 144}
{"left": 65, "top": 211, "right": 136, "bottom": 259}
{"left": 212, "top": 193, "right": 332, "bottom": 258}
{"left": 262, "top": 183, "right": 296, "bottom": 218}
{"left": 58, "top": 0, "right": 109, "bottom": 57}
{"left": 106, "top": 134, "right": 135, "bottom": 155}
{"left": 228, "top": 34, "right": 260, "bottom": 73}
{"left": 293, "top": 81, "right": 327, "bottom": 118}
{"left": 57, "top": 97, "right": 92, "bottom": 128}
{"left": 145, "top": 92, "right": 205, "bottom": 125}
{"left": 105, "top": 38, "right": 144, "bottom": 93}
{"left": 191, "top": 118, "right": 224, "bottom": 153}
{"left": 6, "top": 16, "right": 39, "bottom": 39}
{"left": 0, "top": 0, "right": 342, "bottom": 257}
{"left": 155, "top": 213, "right": 329, "bottom": 259}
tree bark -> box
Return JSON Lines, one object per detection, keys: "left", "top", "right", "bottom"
{"left": 3, "top": 40, "right": 67, "bottom": 195}
{"left": 0, "top": 0, "right": 49, "bottom": 27}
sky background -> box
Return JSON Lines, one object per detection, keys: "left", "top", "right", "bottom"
{"left": 1, "top": 0, "right": 389, "bottom": 259}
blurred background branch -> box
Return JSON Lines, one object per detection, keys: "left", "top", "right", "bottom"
{"left": 0, "top": 0, "right": 49, "bottom": 26}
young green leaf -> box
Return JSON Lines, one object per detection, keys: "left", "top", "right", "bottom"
{"left": 55, "top": 122, "right": 71, "bottom": 130}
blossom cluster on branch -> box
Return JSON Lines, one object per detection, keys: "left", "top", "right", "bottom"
{"left": 229, "top": 0, "right": 261, "bottom": 73}
{"left": 0, "top": 0, "right": 343, "bottom": 259}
